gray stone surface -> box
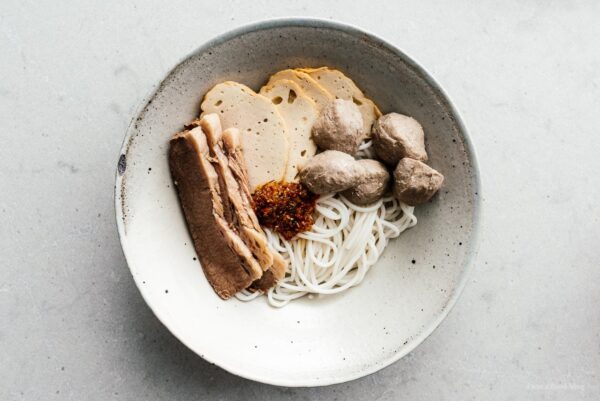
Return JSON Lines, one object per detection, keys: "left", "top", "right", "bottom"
{"left": 1, "top": 1, "right": 599, "bottom": 399}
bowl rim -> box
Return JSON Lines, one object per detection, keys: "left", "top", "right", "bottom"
{"left": 114, "top": 16, "right": 482, "bottom": 387}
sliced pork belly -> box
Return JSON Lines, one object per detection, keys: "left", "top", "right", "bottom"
{"left": 249, "top": 253, "right": 287, "bottom": 292}
{"left": 221, "top": 126, "right": 288, "bottom": 289}
{"left": 198, "top": 114, "right": 274, "bottom": 270}
{"left": 169, "top": 127, "right": 262, "bottom": 299}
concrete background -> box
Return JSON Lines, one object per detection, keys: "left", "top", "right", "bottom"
{"left": 1, "top": 1, "right": 599, "bottom": 399}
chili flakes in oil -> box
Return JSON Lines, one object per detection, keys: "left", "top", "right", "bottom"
{"left": 252, "top": 181, "right": 318, "bottom": 240}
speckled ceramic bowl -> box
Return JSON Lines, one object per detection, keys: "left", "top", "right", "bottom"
{"left": 115, "top": 18, "right": 480, "bottom": 387}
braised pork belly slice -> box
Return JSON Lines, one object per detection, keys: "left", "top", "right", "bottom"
{"left": 197, "top": 114, "right": 275, "bottom": 270}
{"left": 221, "top": 126, "right": 288, "bottom": 290}
{"left": 169, "top": 127, "right": 262, "bottom": 299}
{"left": 249, "top": 252, "right": 287, "bottom": 292}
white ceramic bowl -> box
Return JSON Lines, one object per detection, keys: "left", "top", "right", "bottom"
{"left": 115, "top": 18, "right": 481, "bottom": 386}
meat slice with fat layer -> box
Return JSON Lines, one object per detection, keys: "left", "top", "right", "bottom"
{"left": 221, "top": 127, "right": 287, "bottom": 288}
{"left": 197, "top": 114, "right": 274, "bottom": 270}
{"left": 169, "top": 127, "right": 262, "bottom": 299}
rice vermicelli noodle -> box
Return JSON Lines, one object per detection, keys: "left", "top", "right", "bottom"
{"left": 236, "top": 140, "right": 418, "bottom": 306}
{"left": 237, "top": 194, "right": 417, "bottom": 307}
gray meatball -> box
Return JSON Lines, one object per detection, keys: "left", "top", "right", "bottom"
{"left": 299, "top": 150, "right": 365, "bottom": 194}
{"left": 311, "top": 99, "right": 364, "bottom": 155}
{"left": 341, "top": 159, "right": 390, "bottom": 205}
{"left": 372, "top": 113, "right": 428, "bottom": 165}
{"left": 393, "top": 158, "right": 444, "bottom": 205}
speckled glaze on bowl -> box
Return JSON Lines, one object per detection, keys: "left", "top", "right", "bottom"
{"left": 115, "top": 18, "right": 481, "bottom": 387}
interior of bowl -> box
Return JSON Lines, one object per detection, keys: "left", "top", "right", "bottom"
{"left": 115, "top": 19, "right": 480, "bottom": 386}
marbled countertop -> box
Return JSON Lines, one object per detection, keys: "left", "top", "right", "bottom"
{"left": 1, "top": 1, "right": 599, "bottom": 400}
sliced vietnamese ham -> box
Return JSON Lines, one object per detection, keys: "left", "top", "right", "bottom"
{"left": 264, "top": 69, "right": 333, "bottom": 111}
{"left": 259, "top": 80, "right": 319, "bottom": 181}
{"left": 169, "top": 127, "right": 263, "bottom": 299}
{"left": 200, "top": 81, "right": 289, "bottom": 192}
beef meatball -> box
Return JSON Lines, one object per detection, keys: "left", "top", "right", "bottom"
{"left": 372, "top": 113, "right": 427, "bottom": 165}
{"left": 311, "top": 99, "right": 364, "bottom": 155}
{"left": 299, "top": 150, "right": 365, "bottom": 194}
{"left": 393, "top": 158, "right": 443, "bottom": 205}
{"left": 341, "top": 159, "right": 390, "bottom": 205}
